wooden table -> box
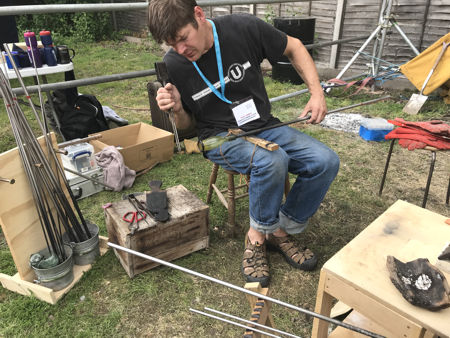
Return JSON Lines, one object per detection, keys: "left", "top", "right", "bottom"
{"left": 312, "top": 200, "right": 450, "bottom": 337}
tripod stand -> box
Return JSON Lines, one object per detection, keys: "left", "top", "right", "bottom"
{"left": 333, "top": 0, "right": 420, "bottom": 82}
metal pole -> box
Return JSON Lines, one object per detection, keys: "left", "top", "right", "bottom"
{"left": 391, "top": 20, "right": 420, "bottom": 56}
{"left": 334, "top": 25, "right": 382, "bottom": 80}
{"left": 107, "top": 242, "right": 384, "bottom": 338}
{"left": 203, "top": 307, "right": 301, "bottom": 338}
{"left": 11, "top": 69, "right": 156, "bottom": 95}
{"left": 0, "top": 1, "right": 319, "bottom": 16}
{"left": 373, "top": 0, "right": 393, "bottom": 77}
{"left": 0, "top": 177, "right": 15, "bottom": 184}
{"left": 63, "top": 167, "right": 115, "bottom": 191}
{"left": 190, "top": 308, "right": 282, "bottom": 338}
{"left": 269, "top": 73, "right": 368, "bottom": 103}
{"left": 8, "top": 35, "right": 369, "bottom": 96}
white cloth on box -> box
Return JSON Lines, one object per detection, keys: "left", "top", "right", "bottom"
{"left": 95, "top": 145, "right": 135, "bottom": 191}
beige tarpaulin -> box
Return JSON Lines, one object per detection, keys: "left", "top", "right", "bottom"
{"left": 400, "top": 33, "right": 450, "bottom": 96}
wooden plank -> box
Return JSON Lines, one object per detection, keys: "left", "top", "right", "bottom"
{"left": 325, "top": 271, "right": 424, "bottom": 337}
{"left": 328, "top": 310, "right": 398, "bottom": 338}
{"left": 0, "top": 236, "right": 110, "bottom": 304}
{"left": 0, "top": 133, "right": 60, "bottom": 281}
{"left": 312, "top": 269, "right": 335, "bottom": 338}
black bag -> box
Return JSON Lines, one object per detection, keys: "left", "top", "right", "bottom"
{"left": 45, "top": 89, "right": 109, "bottom": 140}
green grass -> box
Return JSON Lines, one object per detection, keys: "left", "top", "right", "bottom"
{"left": 1, "top": 36, "right": 449, "bottom": 337}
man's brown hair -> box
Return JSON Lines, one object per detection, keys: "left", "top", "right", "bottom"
{"left": 148, "top": 0, "right": 198, "bottom": 44}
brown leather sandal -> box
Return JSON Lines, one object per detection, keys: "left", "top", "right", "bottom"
{"left": 266, "top": 234, "right": 317, "bottom": 271}
{"left": 241, "top": 235, "right": 270, "bottom": 287}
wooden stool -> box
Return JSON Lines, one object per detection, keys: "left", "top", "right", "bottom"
{"left": 206, "top": 162, "right": 290, "bottom": 234}
{"left": 379, "top": 139, "right": 450, "bottom": 208}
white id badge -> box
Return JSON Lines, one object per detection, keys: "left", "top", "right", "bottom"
{"left": 231, "top": 97, "right": 260, "bottom": 126}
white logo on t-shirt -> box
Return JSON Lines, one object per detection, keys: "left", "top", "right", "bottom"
{"left": 228, "top": 63, "right": 245, "bottom": 82}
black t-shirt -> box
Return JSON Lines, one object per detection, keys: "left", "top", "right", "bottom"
{"left": 164, "top": 14, "right": 288, "bottom": 140}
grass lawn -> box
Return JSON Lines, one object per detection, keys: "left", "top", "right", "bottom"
{"left": 1, "top": 36, "right": 449, "bottom": 337}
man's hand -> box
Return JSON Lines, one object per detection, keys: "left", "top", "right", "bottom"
{"left": 155, "top": 82, "right": 193, "bottom": 130}
{"left": 299, "top": 93, "right": 327, "bottom": 124}
{"left": 156, "top": 82, "right": 182, "bottom": 113}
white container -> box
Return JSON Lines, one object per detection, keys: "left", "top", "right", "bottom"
{"left": 61, "top": 142, "right": 97, "bottom": 173}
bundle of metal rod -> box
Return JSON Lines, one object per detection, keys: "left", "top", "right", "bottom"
{"left": 1, "top": 44, "right": 92, "bottom": 264}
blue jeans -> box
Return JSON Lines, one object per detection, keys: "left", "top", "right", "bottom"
{"left": 205, "top": 125, "right": 339, "bottom": 235}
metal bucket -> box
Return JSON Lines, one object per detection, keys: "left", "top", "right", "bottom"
{"left": 63, "top": 221, "right": 100, "bottom": 266}
{"left": 32, "top": 244, "right": 74, "bottom": 291}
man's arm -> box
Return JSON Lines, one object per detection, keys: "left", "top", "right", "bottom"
{"left": 283, "top": 35, "right": 327, "bottom": 124}
{"left": 156, "top": 82, "right": 194, "bottom": 130}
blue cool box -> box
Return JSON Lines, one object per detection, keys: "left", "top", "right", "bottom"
{"left": 359, "top": 126, "right": 392, "bottom": 141}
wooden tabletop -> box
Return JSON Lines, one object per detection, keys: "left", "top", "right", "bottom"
{"left": 324, "top": 200, "right": 450, "bottom": 337}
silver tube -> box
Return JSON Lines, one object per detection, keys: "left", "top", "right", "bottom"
{"left": 0, "top": 1, "right": 318, "bottom": 16}
{"left": 63, "top": 167, "right": 115, "bottom": 191}
{"left": 190, "top": 308, "right": 281, "bottom": 338}
{"left": 269, "top": 73, "right": 368, "bottom": 103}
{"left": 335, "top": 25, "right": 382, "bottom": 80}
{"left": 12, "top": 69, "right": 156, "bottom": 95}
{"left": 107, "top": 242, "right": 384, "bottom": 338}
{"left": 304, "top": 35, "right": 370, "bottom": 50}
{"left": 204, "top": 307, "right": 301, "bottom": 338}
{"left": 392, "top": 21, "right": 420, "bottom": 56}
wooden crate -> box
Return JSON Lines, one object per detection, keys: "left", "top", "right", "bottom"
{"left": 0, "top": 134, "right": 108, "bottom": 304}
{"left": 105, "top": 185, "right": 209, "bottom": 278}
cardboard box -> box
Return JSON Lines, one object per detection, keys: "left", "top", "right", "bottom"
{"left": 90, "top": 122, "right": 174, "bottom": 172}
{"left": 105, "top": 185, "right": 209, "bottom": 278}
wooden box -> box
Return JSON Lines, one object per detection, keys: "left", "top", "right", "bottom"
{"left": 105, "top": 185, "right": 209, "bottom": 278}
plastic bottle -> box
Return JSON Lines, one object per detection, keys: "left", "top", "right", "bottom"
{"left": 39, "top": 30, "right": 57, "bottom": 66}
{"left": 24, "top": 31, "right": 42, "bottom": 68}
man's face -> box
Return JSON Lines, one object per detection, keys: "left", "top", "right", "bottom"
{"left": 166, "top": 7, "right": 212, "bottom": 62}
{"left": 167, "top": 23, "right": 209, "bottom": 62}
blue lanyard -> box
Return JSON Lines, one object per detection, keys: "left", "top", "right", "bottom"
{"left": 192, "top": 19, "right": 232, "bottom": 104}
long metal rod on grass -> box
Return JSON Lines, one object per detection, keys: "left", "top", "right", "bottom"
{"left": 190, "top": 308, "right": 282, "bottom": 338}
{"left": 201, "top": 306, "right": 301, "bottom": 337}
{"left": 108, "top": 242, "right": 384, "bottom": 338}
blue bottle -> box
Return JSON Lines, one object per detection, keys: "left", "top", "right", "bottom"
{"left": 39, "top": 30, "right": 57, "bottom": 66}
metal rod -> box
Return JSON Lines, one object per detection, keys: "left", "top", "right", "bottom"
{"left": 269, "top": 73, "right": 368, "bottom": 103}
{"left": 335, "top": 25, "right": 383, "bottom": 80}
{"left": 11, "top": 69, "right": 156, "bottom": 95}
{"left": 0, "top": 177, "right": 15, "bottom": 184}
{"left": 190, "top": 308, "right": 281, "bottom": 338}
{"left": 63, "top": 167, "right": 114, "bottom": 190}
{"left": 108, "top": 242, "right": 384, "bottom": 338}
{"left": 391, "top": 20, "right": 420, "bottom": 56}
{"left": 239, "top": 95, "right": 392, "bottom": 139}
{"left": 304, "top": 35, "right": 370, "bottom": 50}
{"left": 203, "top": 306, "right": 301, "bottom": 338}
{"left": 58, "top": 134, "right": 102, "bottom": 149}
{"left": 0, "top": 1, "right": 318, "bottom": 15}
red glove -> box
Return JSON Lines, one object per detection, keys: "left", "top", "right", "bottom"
{"left": 398, "top": 139, "right": 427, "bottom": 150}
{"left": 389, "top": 118, "right": 450, "bottom": 137}
{"left": 385, "top": 126, "right": 450, "bottom": 150}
